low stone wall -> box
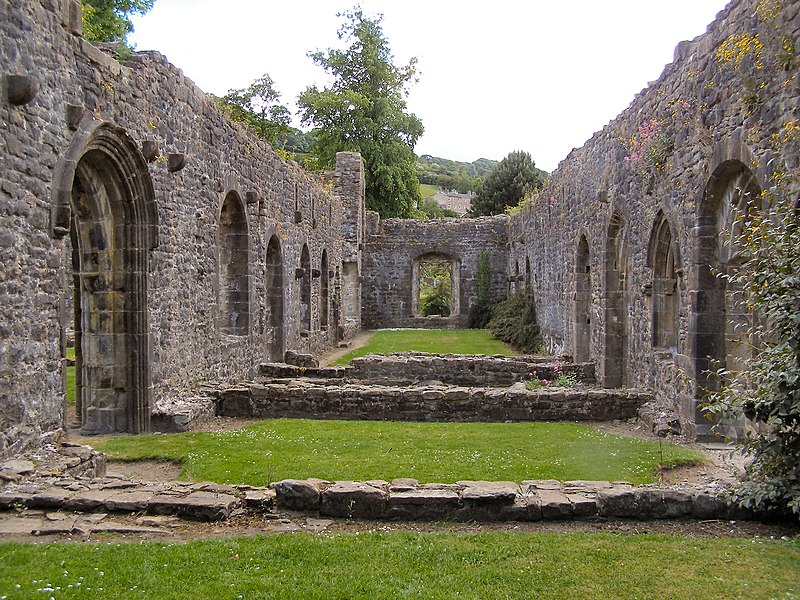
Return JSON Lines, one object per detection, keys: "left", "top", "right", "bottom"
{"left": 258, "top": 353, "right": 594, "bottom": 388}
{"left": 347, "top": 353, "right": 595, "bottom": 386}
{"left": 274, "top": 478, "right": 738, "bottom": 522}
{"left": 215, "top": 381, "right": 647, "bottom": 423}
{"left": 0, "top": 474, "right": 751, "bottom": 524}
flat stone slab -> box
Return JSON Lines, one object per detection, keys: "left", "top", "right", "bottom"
{"left": 459, "top": 481, "right": 519, "bottom": 502}
{"left": 0, "top": 516, "right": 45, "bottom": 535}
{"left": 387, "top": 489, "right": 461, "bottom": 520}
{"left": 537, "top": 490, "right": 573, "bottom": 520}
{"left": 104, "top": 490, "right": 156, "bottom": 512}
{"left": 274, "top": 479, "right": 320, "bottom": 511}
{"left": 0, "top": 460, "right": 35, "bottom": 475}
{"left": 147, "top": 491, "right": 241, "bottom": 521}
{"left": 321, "top": 481, "right": 387, "bottom": 518}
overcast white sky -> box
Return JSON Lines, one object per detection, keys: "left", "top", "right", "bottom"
{"left": 129, "top": 0, "right": 730, "bottom": 172}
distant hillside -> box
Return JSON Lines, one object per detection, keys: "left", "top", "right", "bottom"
{"left": 417, "top": 154, "right": 547, "bottom": 194}
{"left": 416, "top": 155, "right": 500, "bottom": 193}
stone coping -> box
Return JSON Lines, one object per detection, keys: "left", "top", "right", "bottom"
{"left": 0, "top": 474, "right": 753, "bottom": 524}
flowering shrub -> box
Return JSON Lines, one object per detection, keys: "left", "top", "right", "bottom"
{"left": 623, "top": 118, "right": 673, "bottom": 181}
{"left": 525, "top": 359, "right": 578, "bottom": 389}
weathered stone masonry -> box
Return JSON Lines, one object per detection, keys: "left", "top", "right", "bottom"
{"left": 2, "top": 0, "right": 800, "bottom": 457}
{"left": 0, "top": 0, "right": 365, "bottom": 455}
{"left": 362, "top": 216, "right": 509, "bottom": 328}
{"left": 507, "top": 0, "right": 800, "bottom": 438}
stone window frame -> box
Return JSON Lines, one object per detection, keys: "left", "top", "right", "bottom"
{"left": 264, "top": 234, "right": 284, "bottom": 362}
{"left": 320, "top": 248, "right": 330, "bottom": 330}
{"left": 647, "top": 210, "right": 682, "bottom": 353}
{"left": 217, "top": 190, "right": 251, "bottom": 337}
{"left": 299, "top": 243, "right": 312, "bottom": 335}
{"left": 604, "top": 211, "right": 629, "bottom": 388}
{"left": 573, "top": 233, "right": 592, "bottom": 363}
{"left": 411, "top": 252, "right": 461, "bottom": 318}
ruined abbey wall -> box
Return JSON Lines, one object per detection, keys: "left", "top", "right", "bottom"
{"left": 508, "top": 0, "right": 800, "bottom": 437}
{"left": 2, "top": 0, "right": 799, "bottom": 455}
{"left": 0, "top": 0, "right": 365, "bottom": 455}
{"left": 362, "top": 216, "right": 509, "bottom": 328}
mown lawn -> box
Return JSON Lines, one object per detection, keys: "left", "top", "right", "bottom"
{"left": 0, "top": 532, "right": 797, "bottom": 599}
{"left": 92, "top": 420, "right": 704, "bottom": 486}
{"left": 333, "top": 329, "right": 516, "bottom": 365}
{"left": 66, "top": 347, "right": 75, "bottom": 405}
{"left": 420, "top": 182, "right": 438, "bottom": 198}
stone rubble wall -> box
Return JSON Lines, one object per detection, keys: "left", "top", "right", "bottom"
{"left": 346, "top": 353, "right": 596, "bottom": 386}
{"left": 258, "top": 353, "right": 594, "bottom": 387}
{"left": 0, "top": 473, "right": 751, "bottom": 524}
{"left": 362, "top": 216, "right": 509, "bottom": 328}
{"left": 506, "top": 0, "right": 800, "bottom": 437}
{"left": 0, "top": 0, "right": 365, "bottom": 454}
{"left": 215, "top": 380, "right": 648, "bottom": 423}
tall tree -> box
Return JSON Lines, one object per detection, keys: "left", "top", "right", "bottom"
{"left": 470, "top": 151, "right": 543, "bottom": 216}
{"left": 216, "top": 74, "right": 293, "bottom": 148}
{"left": 298, "top": 8, "right": 424, "bottom": 218}
{"left": 81, "top": 0, "right": 154, "bottom": 43}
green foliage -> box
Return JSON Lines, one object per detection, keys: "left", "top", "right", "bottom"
{"left": 298, "top": 8, "right": 423, "bottom": 218}
{"left": 419, "top": 262, "right": 452, "bottom": 316}
{"left": 488, "top": 286, "right": 542, "bottom": 353}
{"left": 215, "top": 73, "right": 293, "bottom": 148}
{"left": 81, "top": 0, "right": 154, "bottom": 43}
{"left": 3, "top": 533, "right": 798, "bottom": 599}
{"left": 414, "top": 196, "right": 458, "bottom": 220}
{"left": 416, "top": 155, "right": 498, "bottom": 192}
{"left": 470, "top": 150, "right": 544, "bottom": 216}
{"left": 93, "top": 420, "right": 702, "bottom": 485}
{"left": 468, "top": 250, "right": 494, "bottom": 328}
{"left": 333, "top": 329, "right": 514, "bottom": 364}
{"left": 706, "top": 190, "right": 800, "bottom": 517}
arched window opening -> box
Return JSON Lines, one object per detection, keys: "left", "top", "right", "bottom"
{"left": 650, "top": 214, "right": 679, "bottom": 350}
{"left": 525, "top": 256, "right": 531, "bottom": 287}
{"left": 218, "top": 192, "right": 249, "bottom": 335}
{"left": 300, "top": 244, "right": 311, "bottom": 333}
{"left": 604, "top": 213, "right": 629, "bottom": 388}
{"left": 574, "top": 235, "right": 591, "bottom": 363}
{"left": 265, "top": 235, "right": 284, "bottom": 361}
{"left": 320, "top": 249, "right": 330, "bottom": 329}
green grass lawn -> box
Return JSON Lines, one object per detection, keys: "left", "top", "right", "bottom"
{"left": 0, "top": 532, "right": 797, "bottom": 598}
{"left": 92, "top": 420, "right": 704, "bottom": 486}
{"left": 66, "top": 347, "right": 75, "bottom": 406}
{"left": 333, "top": 329, "right": 516, "bottom": 365}
{"left": 420, "top": 182, "right": 438, "bottom": 198}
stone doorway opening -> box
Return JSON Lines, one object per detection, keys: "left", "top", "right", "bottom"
{"left": 412, "top": 253, "right": 460, "bottom": 318}
{"left": 58, "top": 124, "right": 157, "bottom": 435}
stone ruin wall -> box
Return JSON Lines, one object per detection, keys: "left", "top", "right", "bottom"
{"left": 0, "top": 0, "right": 365, "bottom": 455}
{"left": 2, "top": 0, "right": 800, "bottom": 457}
{"left": 362, "top": 216, "right": 509, "bottom": 328}
{"left": 507, "top": 0, "right": 800, "bottom": 437}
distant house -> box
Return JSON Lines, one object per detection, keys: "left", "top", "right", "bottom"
{"left": 432, "top": 189, "right": 474, "bottom": 216}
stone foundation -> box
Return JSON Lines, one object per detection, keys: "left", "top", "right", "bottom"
{"left": 215, "top": 380, "right": 647, "bottom": 423}
{"left": 0, "top": 474, "right": 752, "bottom": 524}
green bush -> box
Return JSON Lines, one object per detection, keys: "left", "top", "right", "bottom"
{"left": 706, "top": 192, "right": 800, "bottom": 518}
{"left": 487, "top": 286, "right": 542, "bottom": 353}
